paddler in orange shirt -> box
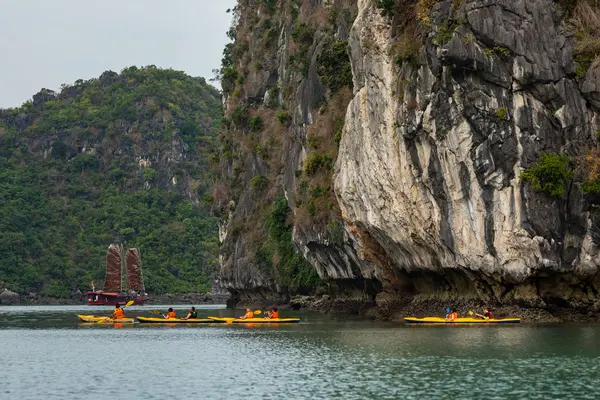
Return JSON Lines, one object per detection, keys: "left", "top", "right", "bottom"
{"left": 113, "top": 304, "right": 125, "bottom": 319}
{"left": 445, "top": 307, "right": 458, "bottom": 321}
{"left": 163, "top": 307, "right": 177, "bottom": 319}
{"left": 239, "top": 308, "right": 254, "bottom": 320}
{"left": 267, "top": 307, "right": 279, "bottom": 319}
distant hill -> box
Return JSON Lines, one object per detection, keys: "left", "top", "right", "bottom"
{"left": 0, "top": 66, "right": 222, "bottom": 297}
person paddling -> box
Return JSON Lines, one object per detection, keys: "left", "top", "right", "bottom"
{"left": 445, "top": 307, "right": 458, "bottom": 321}
{"left": 267, "top": 307, "right": 279, "bottom": 319}
{"left": 113, "top": 304, "right": 125, "bottom": 320}
{"left": 239, "top": 308, "right": 254, "bottom": 320}
{"left": 475, "top": 308, "right": 492, "bottom": 320}
{"left": 182, "top": 306, "right": 197, "bottom": 320}
{"left": 163, "top": 307, "right": 177, "bottom": 319}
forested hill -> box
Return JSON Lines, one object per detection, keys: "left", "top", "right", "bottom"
{"left": 0, "top": 66, "right": 222, "bottom": 297}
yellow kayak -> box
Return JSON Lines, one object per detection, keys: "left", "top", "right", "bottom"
{"left": 136, "top": 317, "right": 223, "bottom": 324}
{"left": 77, "top": 314, "right": 135, "bottom": 323}
{"left": 207, "top": 316, "right": 300, "bottom": 324}
{"left": 404, "top": 317, "right": 520, "bottom": 324}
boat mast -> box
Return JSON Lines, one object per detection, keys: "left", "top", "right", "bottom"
{"left": 120, "top": 243, "right": 125, "bottom": 292}
{"left": 139, "top": 246, "right": 146, "bottom": 293}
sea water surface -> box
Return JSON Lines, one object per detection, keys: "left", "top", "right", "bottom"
{"left": 1, "top": 305, "right": 599, "bottom": 400}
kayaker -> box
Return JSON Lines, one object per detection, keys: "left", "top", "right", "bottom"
{"left": 163, "top": 307, "right": 177, "bottom": 319}
{"left": 239, "top": 308, "right": 254, "bottom": 320}
{"left": 475, "top": 308, "right": 492, "bottom": 320}
{"left": 267, "top": 307, "right": 279, "bottom": 319}
{"left": 445, "top": 308, "right": 458, "bottom": 321}
{"left": 113, "top": 304, "right": 125, "bottom": 320}
{"left": 182, "top": 306, "right": 197, "bottom": 320}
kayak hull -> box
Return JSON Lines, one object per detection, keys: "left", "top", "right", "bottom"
{"left": 77, "top": 314, "right": 135, "bottom": 323}
{"left": 404, "top": 317, "right": 520, "bottom": 324}
{"left": 136, "top": 317, "right": 222, "bottom": 324}
{"left": 208, "top": 317, "right": 300, "bottom": 324}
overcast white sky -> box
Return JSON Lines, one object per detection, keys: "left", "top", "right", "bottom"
{"left": 0, "top": 0, "right": 237, "bottom": 108}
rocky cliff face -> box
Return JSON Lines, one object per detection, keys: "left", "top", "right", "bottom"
{"left": 218, "top": 0, "right": 600, "bottom": 311}
{"left": 216, "top": 0, "right": 360, "bottom": 304}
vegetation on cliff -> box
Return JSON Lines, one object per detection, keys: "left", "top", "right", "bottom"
{"left": 213, "top": 0, "right": 358, "bottom": 295}
{"left": 0, "top": 66, "right": 221, "bottom": 296}
{"left": 262, "top": 195, "right": 322, "bottom": 292}
{"left": 520, "top": 154, "right": 574, "bottom": 197}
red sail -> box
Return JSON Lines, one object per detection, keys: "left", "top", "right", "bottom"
{"left": 103, "top": 244, "right": 123, "bottom": 291}
{"left": 126, "top": 248, "right": 144, "bottom": 292}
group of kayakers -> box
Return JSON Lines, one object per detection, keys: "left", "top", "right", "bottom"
{"left": 116, "top": 304, "right": 491, "bottom": 321}
{"left": 114, "top": 303, "right": 492, "bottom": 321}
{"left": 444, "top": 307, "right": 492, "bottom": 320}
{"left": 112, "top": 304, "right": 280, "bottom": 320}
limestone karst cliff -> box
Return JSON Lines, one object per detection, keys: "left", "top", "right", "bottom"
{"left": 216, "top": 0, "right": 600, "bottom": 312}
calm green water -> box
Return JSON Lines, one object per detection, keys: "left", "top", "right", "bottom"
{"left": 1, "top": 305, "right": 599, "bottom": 399}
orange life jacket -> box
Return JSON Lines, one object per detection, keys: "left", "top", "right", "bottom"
{"left": 167, "top": 311, "right": 176, "bottom": 319}
{"left": 245, "top": 311, "right": 254, "bottom": 319}
{"left": 447, "top": 312, "right": 458, "bottom": 320}
{"left": 270, "top": 311, "right": 279, "bottom": 319}
{"left": 113, "top": 309, "right": 125, "bottom": 319}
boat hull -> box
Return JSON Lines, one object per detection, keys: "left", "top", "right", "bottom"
{"left": 136, "top": 317, "right": 222, "bottom": 324}
{"left": 84, "top": 291, "right": 149, "bottom": 306}
{"left": 208, "top": 317, "right": 301, "bottom": 324}
{"left": 77, "top": 314, "right": 135, "bottom": 323}
{"left": 404, "top": 317, "right": 520, "bottom": 324}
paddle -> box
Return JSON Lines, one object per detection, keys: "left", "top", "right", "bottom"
{"left": 219, "top": 310, "right": 262, "bottom": 324}
{"left": 240, "top": 310, "right": 261, "bottom": 318}
{"left": 153, "top": 309, "right": 179, "bottom": 318}
{"left": 468, "top": 310, "right": 487, "bottom": 319}
{"left": 97, "top": 300, "right": 135, "bottom": 323}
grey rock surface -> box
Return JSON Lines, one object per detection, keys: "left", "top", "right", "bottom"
{"left": 219, "top": 0, "right": 600, "bottom": 309}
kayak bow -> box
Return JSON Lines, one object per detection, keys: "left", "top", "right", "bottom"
{"left": 404, "top": 317, "right": 520, "bottom": 324}
{"left": 77, "top": 314, "right": 135, "bottom": 323}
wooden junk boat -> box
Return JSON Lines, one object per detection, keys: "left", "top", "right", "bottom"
{"left": 84, "top": 244, "right": 150, "bottom": 305}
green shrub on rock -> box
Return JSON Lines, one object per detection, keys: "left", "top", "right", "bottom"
{"left": 520, "top": 153, "right": 573, "bottom": 197}
{"left": 375, "top": 0, "right": 396, "bottom": 17}
{"left": 277, "top": 111, "right": 291, "bottom": 125}
{"left": 248, "top": 116, "right": 263, "bottom": 132}
{"left": 250, "top": 175, "right": 269, "bottom": 191}
{"left": 317, "top": 41, "right": 353, "bottom": 92}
